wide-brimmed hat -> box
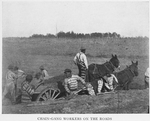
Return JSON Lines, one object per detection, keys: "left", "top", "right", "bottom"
{"left": 14, "top": 66, "right": 19, "bottom": 71}
{"left": 39, "top": 65, "right": 44, "bottom": 70}
{"left": 80, "top": 46, "right": 86, "bottom": 50}
{"left": 26, "top": 74, "right": 33, "bottom": 82}
{"left": 64, "top": 69, "right": 72, "bottom": 73}
{"left": 8, "top": 64, "right": 14, "bottom": 70}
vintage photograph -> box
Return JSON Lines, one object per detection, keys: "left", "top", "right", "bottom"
{"left": 2, "top": 1, "right": 149, "bottom": 114}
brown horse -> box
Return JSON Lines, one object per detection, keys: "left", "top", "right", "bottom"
{"left": 114, "top": 61, "right": 138, "bottom": 90}
{"left": 86, "top": 54, "right": 120, "bottom": 82}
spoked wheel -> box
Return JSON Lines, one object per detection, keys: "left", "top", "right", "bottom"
{"left": 36, "top": 87, "right": 60, "bottom": 101}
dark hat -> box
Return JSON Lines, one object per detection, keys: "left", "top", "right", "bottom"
{"left": 26, "top": 74, "right": 33, "bottom": 82}
{"left": 8, "top": 64, "right": 14, "bottom": 70}
{"left": 35, "top": 72, "right": 42, "bottom": 79}
{"left": 64, "top": 69, "right": 72, "bottom": 73}
{"left": 80, "top": 46, "right": 86, "bottom": 50}
{"left": 39, "top": 65, "right": 44, "bottom": 70}
{"left": 14, "top": 66, "right": 19, "bottom": 71}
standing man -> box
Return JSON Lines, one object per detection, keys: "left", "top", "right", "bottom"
{"left": 74, "top": 47, "right": 88, "bottom": 80}
{"left": 3, "top": 65, "right": 18, "bottom": 103}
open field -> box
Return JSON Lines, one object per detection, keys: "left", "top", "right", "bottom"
{"left": 2, "top": 37, "right": 149, "bottom": 113}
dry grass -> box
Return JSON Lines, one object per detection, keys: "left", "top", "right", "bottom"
{"left": 2, "top": 89, "right": 149, "bottom": 114}
{"left": 2, "top": 37, "right": 149, "bottom": 88}
{"left": 2, "top": 37, "right": 149, "bottom": 113}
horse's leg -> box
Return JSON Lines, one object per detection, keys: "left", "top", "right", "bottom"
{"left": 77, "top": 64, "right": 81, "bottom": 77}
{"left": 85, "top": 70, "right": 89, "bottom": 82}
{"left": 123, "top": 85, "right": 126, "bottom": 90}
{"left": 126, "top": 81, "right": 131, "bottom": 90}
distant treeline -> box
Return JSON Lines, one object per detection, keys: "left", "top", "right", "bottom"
{"left": 29, "top": 31, "right": 122, "bottom": 38}
{"left": 24, "top": 31, "right": 148, "bottom": 39}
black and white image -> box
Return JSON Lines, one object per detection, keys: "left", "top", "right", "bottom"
{"left": 2, "top": 1, "right": 149, "bottom": 115}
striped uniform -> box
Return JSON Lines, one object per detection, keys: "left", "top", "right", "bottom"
{"left": 3, "top": 70, "right": 17, "bottom": 101}
{"left": 64, "top": 75, "right": 86, "bottom": 94}
{"left": 86, "top": 83, "right": 95, "bottom": 96}
{"left": 74, "top": 52, "right": 88, "bottom": 80}
{"left": 97, "top": 79, "right": 104, "bottom": 93}
{"left": 21, "top": 81, "right": 34, "bottom": 103}
{"left": 90, "top": 78, "right": 107, "bottom": 94}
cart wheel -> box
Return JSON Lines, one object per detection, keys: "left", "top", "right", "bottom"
{"left": 36, "top": 87, "right": 60, "bottom": 101}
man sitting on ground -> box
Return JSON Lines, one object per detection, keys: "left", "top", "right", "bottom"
{"left": 64, "top": 69, "right": 86, "bottom": 95}
{"left": 103, "top": 73, "right": 118, "bottom": 91}
{"left": 86, "top": 74, "right": 118, "bottom": 95}
{"left": 21, "top": 74, "right": 35, "bottom": 103}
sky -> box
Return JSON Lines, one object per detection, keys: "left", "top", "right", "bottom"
{"left": 2, "top": 1, "right": 149, "bottom": 37}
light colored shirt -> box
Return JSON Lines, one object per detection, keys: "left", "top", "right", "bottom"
{"left": 42, "top": 69, "right": 50, "bottom": 80}
{"left": 6, "top": 70, "right": 17, "bottom": 84}
{"left": 64, "top": 75, "right": 86, "bottom": 93}
{"left": 107, "top": 74, "right": 118, "bottom": 83}
{"left": 17, "top": 69, "right": 25, "bottom": 78}
{"left": 74, "top": 52, "right": 88, "bottom": 69}
{"left": 145, "top": 68, "right": 149, "bottom": 77}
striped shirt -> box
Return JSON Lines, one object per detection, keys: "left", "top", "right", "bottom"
{"left": 21, "top": 81, "right": 34, "bottom": 103}
{"left": 64, "top": 75, "right": 86, "bottom": 93}
{"left": 17, "top": 69, "right": 25, "bottom": 78}
{"left": 86, "top": 83, "right": 95, "bottom": 96}
{"left": 74, "top": 52, "right": 88, "bottom": 69}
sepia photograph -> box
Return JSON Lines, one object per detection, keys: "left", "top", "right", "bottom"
{"left": 1, "top": 0, "right": 149, "bottom": 117}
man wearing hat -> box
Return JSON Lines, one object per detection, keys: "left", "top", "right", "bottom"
{"left": 39, "top": 65, "right": 50, "bottom": 81}
{"left": 3, "top": 65, "right": 18, "bottom": 102}
{"left": 64, "top": 69, "right": 86, "bottom": 95}
{"left": 74, "top": 47, "right": 88, "bottom": 80}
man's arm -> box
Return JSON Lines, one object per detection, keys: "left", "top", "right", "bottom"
{"left": 64, "top": 79, "right": 70, "bottom": 93}
{"left": 76, "top": 75, "right": 86, "bottom": 86}
{"left": 73, "top": 55, "right": 77, "bottom": 65}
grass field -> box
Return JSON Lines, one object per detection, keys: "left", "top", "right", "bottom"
{"left": 2, "top": 37, "right": 149, "bottom": 88}
{"left": 2, "top": 37, "right": 149, "bottom": 113}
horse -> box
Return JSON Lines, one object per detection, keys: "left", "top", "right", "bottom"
{"left": 86, "top": 54, "right": 120, "bottom": 82}
{"left": 114, "top": 61, "right": 138, "bottom": 90}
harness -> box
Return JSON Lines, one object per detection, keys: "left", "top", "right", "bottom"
{"left": 76, "top": 53, "right": 86, "bottom": 67}
{"left": 121, "top": 67, "right": 135, "bottom": 89}
{"left": 109, "top": 61, "right": 117, "bottom": 69}
{"left": 128, "top": 67, "right": 135, "bottom": 77}
{"left": 104, "top": 61, "right": 115, "bottom": 73}
{"left": 93, "top": 61, "right": 115, "bottom": 76}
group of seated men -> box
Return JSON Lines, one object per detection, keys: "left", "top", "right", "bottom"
{"left": 63, "top": 68, "right": 118, "bottom": 96}
{"left": 3, "top": 65, "right": 50, "bottom": 104}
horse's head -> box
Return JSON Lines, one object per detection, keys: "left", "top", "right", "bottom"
{"left": 110, "top": 54, "right": 120, "bottom": 69}
{"left": 128, "top": 61, "right": 139, "bottom": 76}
